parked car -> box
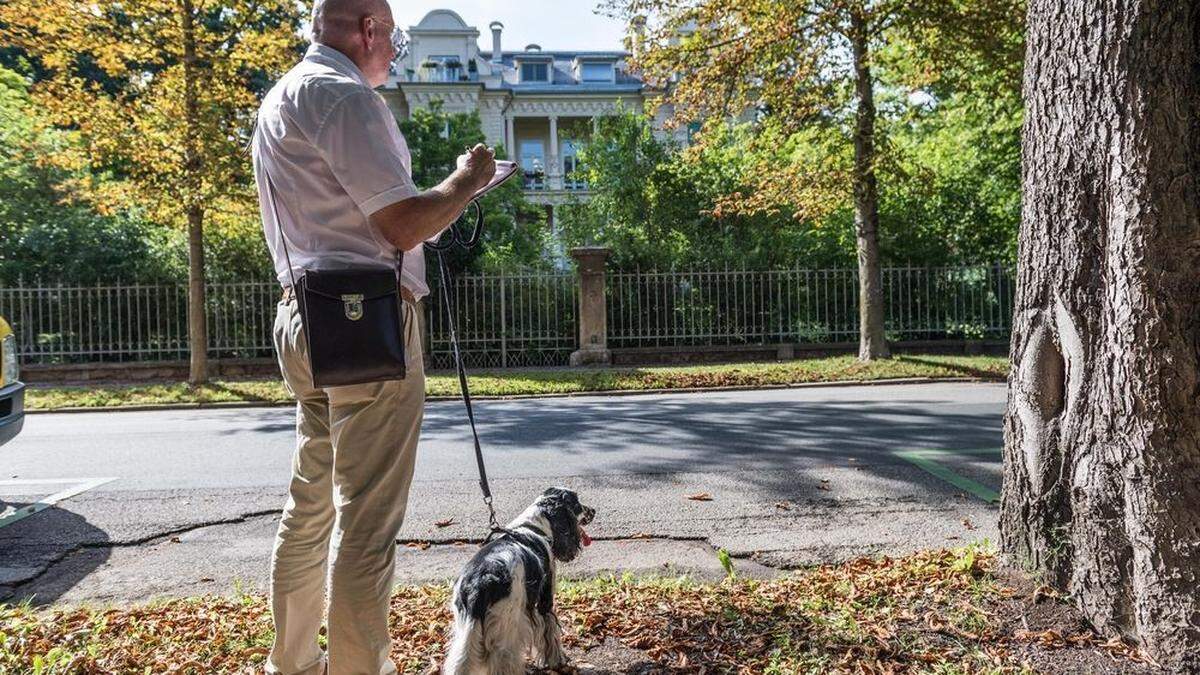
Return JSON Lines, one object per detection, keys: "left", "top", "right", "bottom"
{"left": 0, "top": 315, "right": 25, "bottom": 445}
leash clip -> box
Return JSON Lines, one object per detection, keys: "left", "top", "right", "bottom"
{"left": 483, "top": 494, "right": 500, "bottom": 531}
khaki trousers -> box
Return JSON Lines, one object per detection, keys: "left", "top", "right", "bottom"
{"left": 266, "top": 296, "right": 425, "bottom": 675}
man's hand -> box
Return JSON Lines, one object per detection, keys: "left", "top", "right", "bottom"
{"left": 456, "top": 143, "right": 496, "bottom": 193}
{"left": 370, "top": 144, "right": 495, "bottom": 251}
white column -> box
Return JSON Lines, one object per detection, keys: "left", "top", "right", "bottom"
{"left": 548, "top": 115, "right": 560, "bottom": 189}
{"left": 505, "top": 115, "right": 515, "bottom": 155}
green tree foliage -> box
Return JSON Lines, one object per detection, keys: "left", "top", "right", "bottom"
{"left": 0, "top": 0, "right": 306, "bottom": 382}
{"left": 558, "top": 111, "right": 850, "bottom": 270}
{"left": 605, "top": 0, "right": 1024, "bottom": 360}
{"left": 0, "top": 65, "right": 174, "bottom": 284}
{"left": 398, "top": 101, "right": 550, "bottom": 273}
{"left": 557, "top": 102, "right": 1018, "bottom": 270}
{"left": 877, "top": 90, "right": 1021, "bottom": 265}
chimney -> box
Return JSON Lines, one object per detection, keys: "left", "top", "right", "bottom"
{"left": 629, "top": 15, "right": 647, "bottom": 61}
{"left": 489, "top": 21, "right": 503, "bottom": 64}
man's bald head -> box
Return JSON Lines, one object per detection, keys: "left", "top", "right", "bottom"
{"left": 308, "top": 0, "right": 397, "bottom": 88}
{"left": 310, "top": 0, "right": 391, "bottom": 46}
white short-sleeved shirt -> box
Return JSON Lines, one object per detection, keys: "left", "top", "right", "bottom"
{"left": 252, "top": 43, "right": 430, "bottom": 298}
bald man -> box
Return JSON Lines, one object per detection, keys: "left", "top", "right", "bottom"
{"left": 251, "top": 1, "right": 495, "bottom": 673}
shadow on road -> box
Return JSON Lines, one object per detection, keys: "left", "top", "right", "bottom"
{"left": 0, "top": 499, "right": 111, "bottom": 607}
{"left": 424, "top": 394, "right": 1003, "bottom": 499}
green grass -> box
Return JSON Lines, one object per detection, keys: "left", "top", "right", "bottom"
{"left": 1, "top": 546, "right": 1044, "bottom": 674}
{"left": 25, "top": 354, "right": 1008, "bottom": 411}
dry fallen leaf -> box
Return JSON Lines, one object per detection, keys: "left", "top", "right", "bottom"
{"left": 962, "top": 518, "right": 977, "bottom": 530}
{"left": 406, "top": 541, "right": 432, "bottom": 550}
{"left": 774, "top": 501, "right": 793, "bottom": 510}
{"left": 0, "top": 546, "right": 1150, "bottom": 674}
{"left": 434, "top": 518, "right": 457, "bottom": 528}
{"left": 686, "top": 492, "right": 713, "bottom": 501}
{"left": 1032, "top": 584, "right": 1060, "bottom": 602}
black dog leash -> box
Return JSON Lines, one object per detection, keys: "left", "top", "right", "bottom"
{"left": 425, "top": 200, "right": 503, "bottom": 534}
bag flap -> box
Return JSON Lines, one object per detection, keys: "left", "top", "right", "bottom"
{"left": 301, "top": 268, "right": 399, "bottom": 301}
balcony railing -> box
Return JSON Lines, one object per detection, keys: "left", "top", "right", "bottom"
{"left": 523, "top": 170, "right": 546, "bottom": 190}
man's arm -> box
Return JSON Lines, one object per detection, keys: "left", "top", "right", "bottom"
{"left": 370, "top": 144, "right": 495, "bottom": 251}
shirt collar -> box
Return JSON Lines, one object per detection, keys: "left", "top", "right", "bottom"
{"left": 304, "top": 43, "right": 372, "bottom": 88}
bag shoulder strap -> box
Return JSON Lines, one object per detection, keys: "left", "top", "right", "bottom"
{"left": 254, "top": 126, "right": 301, "bottom": 291}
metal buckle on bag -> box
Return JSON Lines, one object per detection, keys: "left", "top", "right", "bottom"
{"left": 341, "top": 294, "right": 364, "bottom": 321}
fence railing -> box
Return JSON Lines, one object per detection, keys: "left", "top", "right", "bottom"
{"left": 0, "top": 274, "right": 579, "bottom": 367}
{"left": 424, "top": 272, "right": 577, "bottom": 369}
{"left": 0, "top": 264, "right": 1014, "bottom": 367}
{"left": 606, "top": 264, "right": 1015, "bottom": 348}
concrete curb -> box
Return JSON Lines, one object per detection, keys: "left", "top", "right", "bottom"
{"left": 24, "top": 376, "right": 1002, "bottom": 415}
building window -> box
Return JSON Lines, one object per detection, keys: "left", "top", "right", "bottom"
{"left": 519, "top": 140, "right": 546, "bottom": 189}
{"left": 562, "top": 140, "right": 586, "bottom": 190}
{"left": 580, "top": 62, "right": 613, "bottom": 83}
{"left": 520, "top": 62, "right": 549, "bottom": 83}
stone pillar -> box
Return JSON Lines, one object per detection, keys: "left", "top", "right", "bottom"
{"left": 569, "top": 247, "right": 611, "bottom": 367}
{"left": 548, "top": 115, "right": 561, "bottom": 190}
{"left": 505, "top": 115, "right": 515, "bottom": 155}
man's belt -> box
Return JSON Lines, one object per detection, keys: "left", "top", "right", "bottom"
{"left": 283, "top": 284, "right": 417, "bottom": 305}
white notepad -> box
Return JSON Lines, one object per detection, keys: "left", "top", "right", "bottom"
{"left": 471, "top": 160, "right": 520, "bottom": 200}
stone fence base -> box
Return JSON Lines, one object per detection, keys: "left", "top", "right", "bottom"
{"left": 24, "top": 359, "right": 282, "bottom": 385}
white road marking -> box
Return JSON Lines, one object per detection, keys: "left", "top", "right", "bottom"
{"left": 0, "top": 477, "right": 117, "bottom": 529}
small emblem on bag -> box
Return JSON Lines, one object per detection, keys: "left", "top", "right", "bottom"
{"left": 341, "top": 294, "right": 364, "bottom": 321}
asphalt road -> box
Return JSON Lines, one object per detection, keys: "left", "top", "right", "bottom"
{"left": 0, "top": 382, "right": 1006, "bottom": 606}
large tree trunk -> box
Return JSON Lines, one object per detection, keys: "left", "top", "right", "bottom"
{"left": 181, "top": 0, "right": 207, "bottom": 385}
{"left": 186, "top": 205, "right": 207, "bottom": 385}
{"left": 848, "top": 9, "right": 889, "bottom": 361}
{"left": 1002, "top": 0, "right": 1200, "bottom": 668}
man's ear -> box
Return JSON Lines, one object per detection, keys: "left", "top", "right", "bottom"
{"left": 356, "top": 16, "right": 378, "bottom": 52}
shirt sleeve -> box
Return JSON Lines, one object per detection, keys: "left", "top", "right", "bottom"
{"left": 313, "top": 89, "right": 420, "bottom": 217}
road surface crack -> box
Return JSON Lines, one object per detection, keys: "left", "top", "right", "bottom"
{"left": 2, "top": 509, "right": 279, "bottom": 597}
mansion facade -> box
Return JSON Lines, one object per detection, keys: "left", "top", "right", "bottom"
{"left": 379, "top": 9, "right": 681, "bottom": 215}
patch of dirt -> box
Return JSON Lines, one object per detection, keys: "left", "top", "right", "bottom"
{"left": 563, "top": 638, "right": 658, "bottom": 674}
{"left": 988, "top": 568, "right": 1161, "bottom": 674}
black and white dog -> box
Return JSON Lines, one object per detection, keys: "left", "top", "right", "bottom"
{"left": 443, "top": 487, "right": 595, "bottom": 675}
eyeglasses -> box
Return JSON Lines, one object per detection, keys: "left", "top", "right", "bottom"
{"left": 368, "top": 16, "right": 408, "bottom": 58}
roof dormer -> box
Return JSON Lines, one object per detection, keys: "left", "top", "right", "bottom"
{"left": 573, "top": 56, "right": 618, "bottom": 84}
{"left": 515, "top": 46, "right": 554, "bottom": 83}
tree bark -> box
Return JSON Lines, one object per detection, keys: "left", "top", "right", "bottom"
{"left": 849, "top": 9, "right": 889, "bottom": 361}
{"left": 1002, "top": 0, "right": 1200, "bottom": 668}
{"left": 181, "top": 0, "right": 207, "bottom": 385}
{"left": 186, "top": 205, "right": 207, "bottom": 385}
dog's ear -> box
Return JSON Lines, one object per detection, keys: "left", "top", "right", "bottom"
{"left": 540, "top": 492, "right": 582, "bottom": 562}
{"left": 541, "top": 487, "right": 581, "bottom": 513}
